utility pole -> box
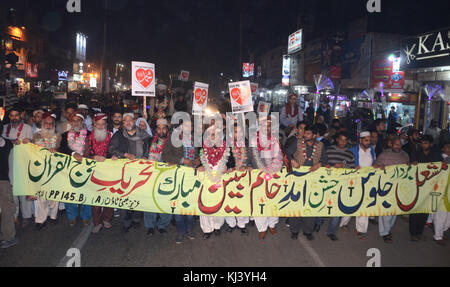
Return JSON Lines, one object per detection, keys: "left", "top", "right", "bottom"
{"left": 0, "top": 3, "right": 7, "bottom": 91}
{"left": 100, "top": 0, "right": 108, "bottom": 94}
{"left": 239, "top": 11, "right": 243, "bottom": 81}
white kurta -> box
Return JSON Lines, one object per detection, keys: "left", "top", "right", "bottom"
{"left": 340, "top": 146, "right": 374, "bottom": 233}
{"left": 200, "top": 216, "right": 224, "bottom": 233}
{"left": 225, "top": 216, "right": 249, "bottom": 229}
{"left": 251, "top": 140, "right": 283, "bottom": 233}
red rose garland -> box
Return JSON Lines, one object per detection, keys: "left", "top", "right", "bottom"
{"left": 88, "top": 130, "right": 112, "bottom": 157}
{"left": 6, "top": 122, "right": 24, "bottom": 140}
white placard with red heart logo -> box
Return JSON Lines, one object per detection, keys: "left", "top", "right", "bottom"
{"left": 258, "top": 101, "right": 271, "bottom": 113}
{"left": 250, "top": 82, "right": 259, "bottom": 94}
{"left": 132, "top": 61, "right": 156, "bottom": 97}
{"left": 179, "top": 70, "right": 190, "bottom": 82}
{"left": 192, "top": 82, "right": 209, "bottom": 115}
{"left": 228, "top": 80, "right": 254, "bottom": 114}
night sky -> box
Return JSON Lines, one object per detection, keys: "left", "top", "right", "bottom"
{"left": 4, "top": 0, "right": 450, "bottom": 89}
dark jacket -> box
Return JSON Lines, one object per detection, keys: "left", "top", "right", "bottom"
{"left": 161, "top": 134, "right": 190, "bottom": 165}
{"left": 108, "top": 129, "right": 150, "bottom": 159}
{"left": 402, "top": 141, "right": 418, "bottom": 162}
{"left": 415, "top": 148, "right": 443, "bottom": 163}
{"left": 0, "top": 138, "right": 13, "bottom": 181}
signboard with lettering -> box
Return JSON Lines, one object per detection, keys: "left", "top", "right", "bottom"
{"left": 400, "top": 27, "right": 450, "bottom": 70}
{"left": 228, "top": 80, "right": 253, "bottom": 113}
{"left": 26, "top": 63, "right": 38, "bottom": 78}
{"left": 13, "top": 144, "right": 450, "bottom": 218}
{"left": 242, "top": 63, "right": 254, "bottom": 78}
{"left": 132, "top": 61, "right": 155, "bottom": 97}
{"left": 58, "top": 70, "right": 69, "bottom": 81}
{"left": 371, "top": 58, "right": 405, "bottom": 90}
{"left": 282, "top": 56, "right": 290, "bottom": 86}
{"left": 192, "top": 82, "right": 209, "bottom": 115}
{"left": 288, "top": 29, "right": 302, "bottom": 54}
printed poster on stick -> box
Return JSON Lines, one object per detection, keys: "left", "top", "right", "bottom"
{"left": 228, "top": 80, "right": 253, "bottom": 113}
{"left": 132, "top": 61, "right": 155, "bottom": 97}
{"left": 179, "top": 70, "right": 190, "bottom": 82}
{"left": 193, "top": 82, "right": 209, "bottom": 115}
{"left": 258, "top": 101, "right": 271, "bottom": 113}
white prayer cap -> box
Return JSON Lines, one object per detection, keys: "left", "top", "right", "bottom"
{"left": 33, "top": 109, "right": 45, "bottom": 116}
{"left": 78, "top": 104, "right": 89, "bottom": 110}
{"left": 73, "top": 113, "right": 85, "bottom": 120}
{"left": 123, "top": 113, "right": 135, "bottom": 120}
{"left": 360, "top": 131, "right": 371, "bottom": 138}
{"left": 156, "top": 118, "right": 168, "bottom": 127}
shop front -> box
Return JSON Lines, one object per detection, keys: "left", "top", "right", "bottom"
{"left": 400, "top": 27, "right": 450, "bottom": 132}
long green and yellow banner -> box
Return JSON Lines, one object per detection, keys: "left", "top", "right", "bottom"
{"left": 13, "top": 144, "right": 450, "bottom": 217}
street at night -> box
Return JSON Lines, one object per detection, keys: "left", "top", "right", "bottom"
{"left": 0, "top": 0, "right": 450, "bottom": 272}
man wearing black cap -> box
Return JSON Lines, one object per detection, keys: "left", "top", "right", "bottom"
{"left": 2, "top": 104, "right": 33, "bottom": 228}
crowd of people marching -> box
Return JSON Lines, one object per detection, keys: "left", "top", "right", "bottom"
{"left": 0, "top": 92, "right": 449, "bottom": 250}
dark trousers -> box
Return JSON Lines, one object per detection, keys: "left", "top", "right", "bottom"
{"left": 409, "top": 213, "right": 428, "bottom": 236}
{"left": 120, "top": 210, "right": 142, "bottom": 228}
{"left": 92, "top": 206, "right": 114, "bottom": 226}
{"left": 289, "top": 217, "right": 315, "bottom": 235}
{"left": 175, "top": 215, "right": 194, "bottom": 235}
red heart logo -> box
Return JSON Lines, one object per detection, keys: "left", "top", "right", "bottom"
{"left": 135, "top": 68, "right": 153, "bottom": 88}
{"left": 194, "top": 88, "right": 207, "bottom": 105}
{"left": 181, "top": 72, "right": 189, "bottom": 79}
{"left": 231, "top": 87, "right": 250, "bottom": 105}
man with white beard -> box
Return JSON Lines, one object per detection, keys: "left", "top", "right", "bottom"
{"left": 31, "top": 109, "right": 44, "bottom": 135}
{"left": 32, "top": 112, "right": 61, "bottom": 230}
{"left": 60, "top": 112, "right": 92, "bottom": 226}
{"left": 83, "top": 114, "right": 114, "bottom": 234}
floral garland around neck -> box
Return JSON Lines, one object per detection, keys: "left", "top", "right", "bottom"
{"left": 88, "top": 130, "right": 112, "bottom": 157}
{"left": 232, "top": 141, "right": 247, "bottom": 169}
{"left": 302, "top": 139, "right": 317, "bottom": 162}
{"left": 200, "top": 140, "right": 230, "bottom": 183}
{"left": 35, "top": 135, "right": 58, "bottom": 149}
{"left": 148, "top": 134, "right": 169, "bottom": 161}
{"left": 68, "top": 129, "right": 87, "bottom": 154}
{"left": 6, "top": 122, "right": 24, "bottom": 140}
{"left": 181, "top": 133, "right": 195, "bottom": 161}
{"left": 252, "top": 136, "right": 283, "bottom": 174}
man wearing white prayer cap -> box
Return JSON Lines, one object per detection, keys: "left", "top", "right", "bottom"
{"left": 78, "top": 104, "right": 93, "bottom": 132}
{"left": 340, "top": 131, "right": 376, "bottom": 240}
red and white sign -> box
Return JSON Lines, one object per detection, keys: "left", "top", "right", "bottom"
{"left": 132, "top": 61, "right": 155, "bottom": 97}
{"left": 192, "top": 82, "right": 209, "bottom": 115}
{"left": 288, "top": 29, "right": 303, "bottom": 54}
{"left": 371, "top": 58, "right": 404, "bottom": 90}
{"left": 243, "top": 63, "right": 254, "bottom": 78}
{"left": 258, "top": 102, "right": 271, "bottom": 114}
{"left": 179, "top": 70, "right": 190, "bottom": 82}
{"left": 26, "top": 63, "right": 38, "bottom": 78}
{"left": 228, "top": 80, "right": 253, "bottom": 114}
{"left": 250, "top": 82, "right": 259, "bottom": 94}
